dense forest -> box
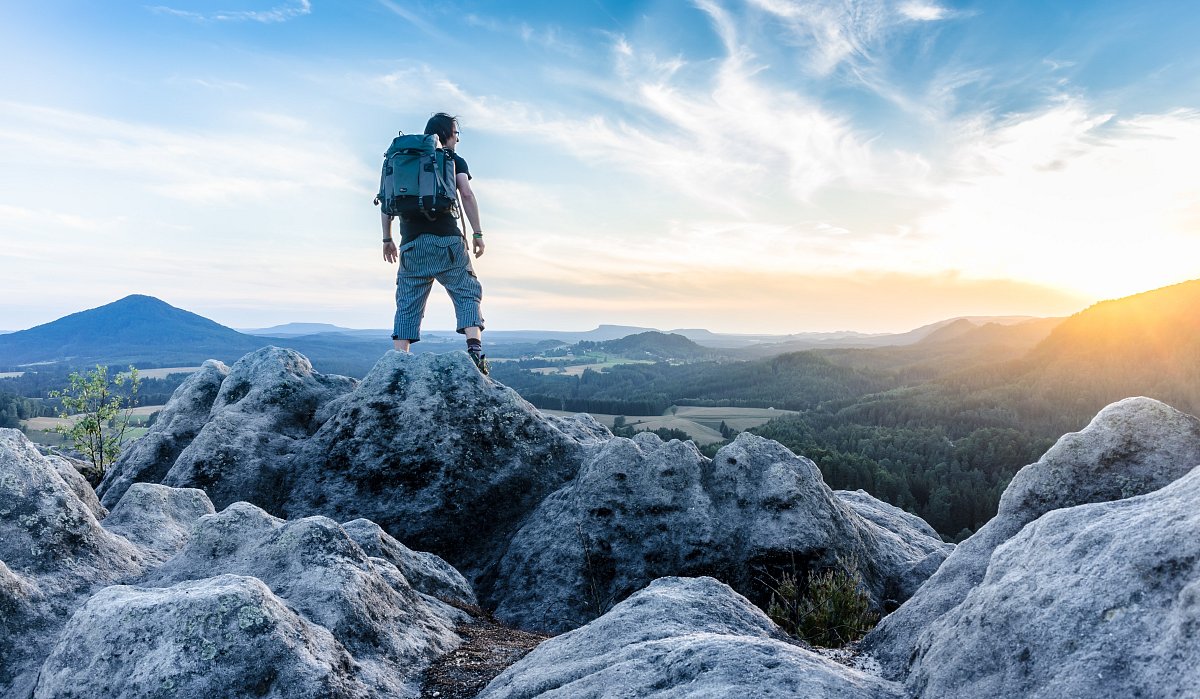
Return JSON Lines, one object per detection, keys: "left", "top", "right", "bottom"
{"left": 490, "top": 351, "right": 897, "bottom": 416}
{"left": 1, "top": 370, "right": 190, "bottom": 412}
{"left": 0, "top": 387, "right": 51, "bottom": 429}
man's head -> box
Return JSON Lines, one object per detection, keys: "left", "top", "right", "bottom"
{"left": 425, "top": 112, "right": 460, "bottom": 150}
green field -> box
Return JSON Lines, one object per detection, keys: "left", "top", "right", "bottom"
{"left": 541, "top": 405, "right": 796, "bottom": 446}
{"left": 21, "top": 405, "right": 165, "bottom": 448}
{"left": 530, "top": 358, "right": 654, "bottom": 376}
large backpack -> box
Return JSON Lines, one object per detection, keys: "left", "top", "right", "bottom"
{"left": 374, "top": 133, "right": 458, "bottom": 220}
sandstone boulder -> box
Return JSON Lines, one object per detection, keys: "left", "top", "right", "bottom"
{"left": 141, "top": 501, "right": 464, "bottom": 693}
{"left": 160, "top": 348, "right": 356, "bottom": 512}
{"left": 101, "top": 482, "right": 216, "bottom": 563}
{"left": 3, "top": 424, "right": 475, "bottom": 699}
{"left": 104, "top": 349, "right": 590, "bottom": 597}
{"left": 0, "top": 429, "right": 147, "bottom": 697}
{"left": 479, "top": 576, "right": 906, "bottom": 699}
{"left": 286, "top": 350, "right": 587, "bottom": 589}
{"left": 862, "top": 397, "right": 1200, "bottom": 678}
{"left": 33, "top": 574, "right": 371, "bottom": 699}
{"left": 40, "top": 450, "right": 106, "bottom": 516}
{"left": 906, "top": 463, "right": 1200, "bottom": 698}
{"left": 835, "top": 489, "right": 943, "bottom": 542}
{"left": 491, "top": 431, "right": 950, "bottom": 631}
{"left": 341, "top": 517, "right": 477, "bottom": 608}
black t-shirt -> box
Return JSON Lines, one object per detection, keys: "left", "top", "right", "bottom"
{"left": 398, "top": 152, "right": 470, "bottom": 245}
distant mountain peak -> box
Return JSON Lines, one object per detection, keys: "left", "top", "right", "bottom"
{"left": 0, "top": 294, "right": 253, "bottom": 368}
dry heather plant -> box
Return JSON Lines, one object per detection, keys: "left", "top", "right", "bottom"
{"left": 764, "top": 554, "right": 879, "bottom": 647}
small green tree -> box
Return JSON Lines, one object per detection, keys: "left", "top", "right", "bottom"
{"left": 49, "top": 365, "right": 140, "bottom": 483}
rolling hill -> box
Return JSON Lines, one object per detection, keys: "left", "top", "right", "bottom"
{"left": 578, "top": 331, "right": 729, "bottom": 361}
{"left": 1007, "top": 278, "right": 1200, "bottom": 419}
{"left": 0, "top": 295, "right": 395, "bottom": 375}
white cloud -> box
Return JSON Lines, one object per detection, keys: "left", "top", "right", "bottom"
{"left": 147, "top": 0, "right": 311, "bottom": 24}
{"left": 741, "top": 0, "right": 955, "bottom": 78}
{"left": 899, "top": 2, "right": 948, "bottom": 21}
{"left": 398, "top": 31, "right": 893, "bottom": 218}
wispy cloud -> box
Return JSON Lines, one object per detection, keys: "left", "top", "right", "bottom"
{"left": 168, "top": 76, "right": 250, "bottom": 91}
{"left": 464, "top": 14, "right": 582, "bottom": 56}
{"left": 0, "top": 101, "right": 362, "bottom": 204}
{"left": 742, "top": 0, "right": 924, "bottom": 75}
{"left": 375, "top": 0, "right": 454, "bottom": 42}
{"left": 147, "top": 0, "right": 311, "bottom": 23}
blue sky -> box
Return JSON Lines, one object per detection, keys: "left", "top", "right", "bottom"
{"left": 3, "top": 1, "right": 1200, "bottom": 333}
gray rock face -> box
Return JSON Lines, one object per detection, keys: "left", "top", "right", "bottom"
{"left": 0, "top": 429, "right": 147, "bottom": 698}
{"left": 863, "top": 396, "right": 1200, "bottom": 678}
{"left": 87, "top": 347, "right": 950, "bottom": 630}
{"left": 286, "top": 350, "right": 587, "bottom": 589}
{"left": 34, "top": 574, "right": 371, "bottom": 699}
{"left": 161, "top": 348, "right": 356, "bottom": 512}
{"left": 141, "top": 501, "right": 464, "bottom": 693}
{"left": 479, "top": 576, "right": 906, "bottom": 699}
{"left": 341, "top": 518, "right": 477, "bottom": 608}
{"left": 43, "top": 451, "right": 107, "bottom": 518}
{"left": 101, "top": 482, "right": 216, "bottom": 563}
{"left": 491, "top": 431, "right": 950, "bottom": 631}
{"left": 906, "top": 463, "right": 1200, "bottom": 698}
{"left": 97, "top": 359, "right": 230, "bottom": 508}
{"left": 836, "top": 489, "right": 943, "bottom": 542}
{"left": 542, "top": 412, "right": 614, "bottom": 446}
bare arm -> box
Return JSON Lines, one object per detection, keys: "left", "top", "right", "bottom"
{"left": 381, "top": 211, "right": 397, "bottom": 263}
{"left": 457, "top": 172, "right": 485, "bottom": 258}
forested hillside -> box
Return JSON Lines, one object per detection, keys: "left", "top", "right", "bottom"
{"left": 575, "top": 331, "right": 728, "bottom": 361}
{"left": 490, "top": 351, "right": 897, "bottom": 415}
{"left": 496, "top": 279, "right": 1200, "bottom": 541}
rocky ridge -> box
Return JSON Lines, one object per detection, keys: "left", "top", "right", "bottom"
{"left": 99, "top": 347, "right": 948, "bottom": 628}
{"left": 3, "top": 345, "right": 1198, "bottom": 698}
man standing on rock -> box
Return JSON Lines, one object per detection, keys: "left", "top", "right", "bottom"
{"left": 381, "top": 112, "right": 488, "bottom": 374}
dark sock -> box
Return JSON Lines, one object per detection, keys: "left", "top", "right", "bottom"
{"left": 467, "top": 338, "right": 482, "bottom": 353}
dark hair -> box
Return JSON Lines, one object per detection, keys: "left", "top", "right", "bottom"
{"left": 424, "top": 112, "right": 458, "bottom": 144}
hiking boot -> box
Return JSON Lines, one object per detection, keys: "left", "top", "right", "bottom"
{"left": 468, "top": 350, "right": 490, "bottom": 376}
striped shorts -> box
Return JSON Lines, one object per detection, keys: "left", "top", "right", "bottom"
{"left": 393, "top": 234, "right": 484, "bottom": 342}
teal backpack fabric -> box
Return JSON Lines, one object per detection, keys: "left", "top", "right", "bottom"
{"left": 374, "top": 133, "right": 458, "bottom": 220}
